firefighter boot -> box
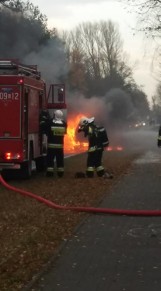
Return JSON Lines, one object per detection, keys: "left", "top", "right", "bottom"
{"left": 57, "top": 168, "right": 64, "bottom": 178}
{"left": 46, "top": 167, "right": 54, "bottom": 177}
{"left": 86, "top": 167, "right": 94, "bottom": 178}
{"left": 46, "top": 172, "right": 54, "bottom": 177}
{"left": 96, "top": 167, "right": 105, "bottom": 177}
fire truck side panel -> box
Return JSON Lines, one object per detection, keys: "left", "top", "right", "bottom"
{"left": 0, "top": 75, "right": 46, "bottom": 174}
{"left": 28, "top": 88, "right": 40, "bottom": 133}
{"left": 0, "top": 84, "right": 21, "bottom": 138}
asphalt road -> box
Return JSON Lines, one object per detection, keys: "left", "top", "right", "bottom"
{"left": 24, "top": 129, "right": 161, "bottom": 291}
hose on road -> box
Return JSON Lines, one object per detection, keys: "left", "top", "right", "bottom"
{"left": 1, "top": 174, "right": 161, "bottom": 216}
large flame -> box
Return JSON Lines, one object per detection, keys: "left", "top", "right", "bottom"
{"left": 64, "top": 114, "right": 88, "bottom": 154}
{"left": 64, "top": 114, "right": 124, "bottom": 154}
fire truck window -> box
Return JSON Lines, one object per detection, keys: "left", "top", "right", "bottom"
{"left": 58, "top": 88, "right": 64, "bottom": 102}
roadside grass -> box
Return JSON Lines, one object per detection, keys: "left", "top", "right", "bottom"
{"left": 0, "top": 150, "right": 142, "bottom": 291}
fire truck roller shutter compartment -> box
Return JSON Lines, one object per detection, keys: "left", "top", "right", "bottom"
{"left": 0, "top": 85, "right": 21, "bottom": 138}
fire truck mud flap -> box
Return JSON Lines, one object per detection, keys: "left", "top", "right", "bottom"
{"left": 20, "top": 148, "right": 33, "bottom": 179}
{"left": 20, "top": 160, "right": 32, "bottom": 179}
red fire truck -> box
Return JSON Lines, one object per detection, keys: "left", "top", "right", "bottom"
{"left": 0, "top": 59, "right": 67, "bottom": 178}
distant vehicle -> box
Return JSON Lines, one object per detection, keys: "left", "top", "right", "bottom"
{"left": 0, "top": 59, "right": 67, "bottom": 178}
{"left": 129, "top": 121, "right": 147, "bottom": 129}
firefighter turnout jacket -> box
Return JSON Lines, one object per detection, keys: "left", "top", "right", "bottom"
{"left": 80, "top": 122, "right": 109, "bottom": 177}
{"left": 39, "top": 109, "right": 51, "bottom": 134}
{"left": 158, "top": 125, "right": 161, "bottom": 147}
{"left": 46, "top": 118, "right": 67, "bottom": 149}
{"left": 40, "top": 115, "right": 67, "bottom": 177}
{"left": 83, "top": 123, "right": 109, "bottom": 152}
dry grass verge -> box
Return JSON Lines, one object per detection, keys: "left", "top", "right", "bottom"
{"left": 0, "top": 150, "right": 142, "bottom": 291}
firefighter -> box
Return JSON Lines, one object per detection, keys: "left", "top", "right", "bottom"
{"left": 45, "top": 110, "right": 67, "bottom": 177}
{"left": 40, "top": 109, "right": 51, "bottom": 133}
{"left": 39, "top": 109, "right": 51, "bottom": 154}
{"left": 158, "top": 125, "right": 161, "bottom": 147}
{"left": 78, "top": 116, "right": 108, "bottom": 178}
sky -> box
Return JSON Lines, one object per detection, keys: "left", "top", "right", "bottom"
{"left": 31, "top": 0, "right": 158, "bottom": 104}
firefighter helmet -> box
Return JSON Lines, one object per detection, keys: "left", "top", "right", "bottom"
{"left": 54, "top": 110, "right": 63, "bottom": 120}
{"left": 88, "top": 117, "right": 95, "bottom": 123}
{"left": 79, "top": 117, "right": 89, "bottom": 126}
{"left": 79, "top": 116, "right": 95, "bottom": 126}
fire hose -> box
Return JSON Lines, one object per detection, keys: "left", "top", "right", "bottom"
{"left": 1, "top": 174, "right": 161, "bottom": 216}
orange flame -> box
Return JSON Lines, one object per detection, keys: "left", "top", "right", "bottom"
{"left": 64, "top": 114, "right": 124, "bottom": 154}
{"left": 64, "top": 114, "right": 88, "bottom": 154}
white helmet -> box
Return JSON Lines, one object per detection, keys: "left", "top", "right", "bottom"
{"left": 54, "top": 110, "right": 63, "bottom": 120}
{"left": 79, "top": 116, "right": 89, "bottom": 126}
{"left": 88, "top": 117, "right": 95, "bottom": 124}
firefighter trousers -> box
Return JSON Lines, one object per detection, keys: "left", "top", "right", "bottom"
{"left": 46, "top": 148, "right": 64, "bottom": 177}
{"left": 86, "top": 149, "right": 105, "bottom": 177}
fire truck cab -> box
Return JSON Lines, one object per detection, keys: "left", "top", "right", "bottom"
{"left": 0, "top": 59, "right": 67, "bottom": 178}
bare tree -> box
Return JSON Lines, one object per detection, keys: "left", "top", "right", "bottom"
{"left": 63, "top": 20, "right": 134, "bottom": 96}
{"left": 99, "top": 21, "right": 122, "bottom": 76}
{"left": 121, "top": 0, "right": 161, "bottom": 37}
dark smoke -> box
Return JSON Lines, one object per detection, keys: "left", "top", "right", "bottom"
{"left": 0, "top": 7, "right": 43, "bottom": 58}
{"left": 68, "top": 88, "right": 136, "bottom": 127}
{"left": 105, "top": 88, "right": 136, "bottom": 126}
{"left": 24, "top": 38, "right": 68, "bottom": 86}
{"left": 67, "top": 92, "right": 107, "bottom": 122}
{"left": 0, "top": 6, "right": 68, "bottom": 84}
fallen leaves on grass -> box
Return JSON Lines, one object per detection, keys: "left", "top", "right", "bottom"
{"left": 0, "top": 150, "right": 142, "bottom": 291}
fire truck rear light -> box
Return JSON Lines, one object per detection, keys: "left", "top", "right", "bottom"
{"left": 5, "top": 152, "right": 21, "bottom": 160}
{"left": 5, "top": 152, "right": 11, "bottom": 160}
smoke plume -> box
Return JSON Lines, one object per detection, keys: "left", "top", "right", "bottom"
{"left": 0, "top": 6, "right": 68, "bottom": 83}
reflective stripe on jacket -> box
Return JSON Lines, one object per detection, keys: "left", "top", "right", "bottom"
{"left": 48, "top": 143, "right": 63, "bottom": 149}
{"left": 46, "top": 119, "right": 67, "bottom": 147}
